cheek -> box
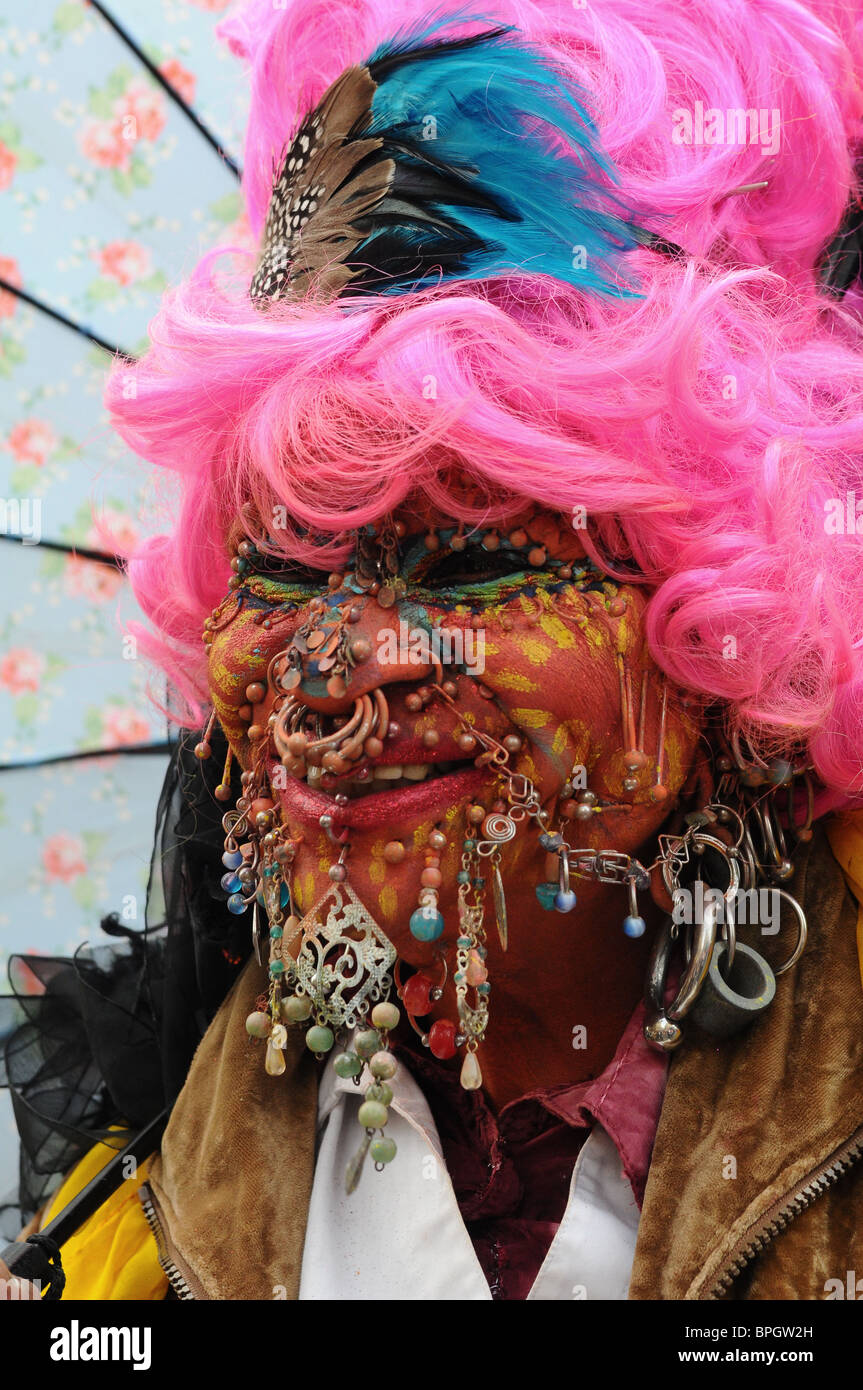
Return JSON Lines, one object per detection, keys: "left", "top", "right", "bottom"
{"left": 474, "top": 588, "right": 624, "bottom": 779}
{"left": 207, "top": 605, "right": 298, "bottom": 752}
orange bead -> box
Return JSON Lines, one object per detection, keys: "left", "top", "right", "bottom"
{"left": 383, "top": 841, "right": 405, "bottom": 864}
{"left": 421, "top": 868, "right": 442, "bottom": 888}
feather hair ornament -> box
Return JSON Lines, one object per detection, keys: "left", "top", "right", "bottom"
{"left": 250, "top": 20, "right": 662, "bottom": 304}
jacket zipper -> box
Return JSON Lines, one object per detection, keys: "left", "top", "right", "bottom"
{"left": 707, "top": 1126, "right": 863, "bottom": 1299}
{"left": 139, "top": 1182, "right": 205, "bottom": 1300}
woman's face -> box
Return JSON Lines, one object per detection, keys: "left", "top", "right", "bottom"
{"left": 205, "top": 506, "right": 701, "bottom": 966}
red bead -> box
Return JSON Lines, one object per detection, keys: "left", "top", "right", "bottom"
{"left": 428, "top": 1018, "right": 458, "bottom": 1060}
{"left": 403, "top": 973, "right": 434, "bottom": 1016}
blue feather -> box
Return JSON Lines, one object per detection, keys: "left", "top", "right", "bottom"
{"left": 359, "top": 21, "right": 641, "bottom": 296}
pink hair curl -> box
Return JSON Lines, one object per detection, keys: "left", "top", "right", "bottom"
{"left": 107, "top": 0, "right": 863, "bottom": 803}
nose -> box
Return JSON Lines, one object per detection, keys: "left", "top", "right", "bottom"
{"left": 264, "top": 593, "right": 444, "bottom": 776}
{"left": 271, "top": 595, "right": 440, "bottom": 715}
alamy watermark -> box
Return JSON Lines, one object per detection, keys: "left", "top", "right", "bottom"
{"left": 377, "top": 619, "right": 485, "bottom": 676}
{"left": 671, "top": 101, "right": 781, "bottom": 157}
{"left": 672, "top": 882, "right": 781, "bottom": 934}
{"left": 0, "top": 497, "right": 41, "bottom": 545}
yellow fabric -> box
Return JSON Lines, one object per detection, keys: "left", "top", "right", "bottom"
{"left": 40, "top": 1135, "right": 168, "bottom": 1300}
{"left": 825, "top": 809, "right": 863, "bottom": 993}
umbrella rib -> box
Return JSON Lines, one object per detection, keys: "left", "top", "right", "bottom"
{"left": 0, "top": 276, "right": 137, "bottom": 361}
{"left": 0, "top": 744, "right": 173, "bottom": 771}
{"left": 0, "top": 533, "right": 125, "bottom": 569}
{"left": 88, "top": 0, "right": 242, "bottom": 180}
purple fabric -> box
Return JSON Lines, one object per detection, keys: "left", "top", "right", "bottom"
{"left": 397, "top": 1002, "right": 668, "bottom": 1300}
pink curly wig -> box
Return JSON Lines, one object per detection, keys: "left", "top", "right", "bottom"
{"left": 106, "top": 0, "right": 863, "bottom": 804}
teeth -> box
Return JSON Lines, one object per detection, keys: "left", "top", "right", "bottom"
{"left": 373, "top": 764, "right": 403, "bottom": 780}
{"left": 403, "top": 764, "right": 430, "bottom": 781}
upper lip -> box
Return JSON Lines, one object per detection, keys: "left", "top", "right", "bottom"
{"left": 345, "top": 735, "right": 471, "bottom": 773}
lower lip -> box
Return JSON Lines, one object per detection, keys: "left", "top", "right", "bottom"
{"left": 269, "top": 762, "right": 487, "bottom": 830}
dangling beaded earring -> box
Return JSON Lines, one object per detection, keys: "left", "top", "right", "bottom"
{"left": 408, "top": 826, "right": 448, "bottom": 943}
{"left": 194, "top": 709, "right": 217, "bottom": 761}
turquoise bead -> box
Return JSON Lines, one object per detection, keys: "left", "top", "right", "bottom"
{"left": 477, "top": 983, "right": 491, "bottom": 995}
{"left": 280, "top": 881, "right": 291, "bottom": 908}
{"left": 535, "top": 881, "right": 558, "bottom": 910}
{"left": 370, "top": 1136, "right": 397, "bottom": 1165}
{"left": 409, "top": 905, "right": 445, "bottom": 942}
{"left": 456, "top": 871, "right": 470, "bottom": 885}
{"left": 463, "top": 839, "right": 476, "bottom": 852}
{"left": 457, "top": 936, "right": 471, "bottom": 948}
{"left": 306, "top": 1025, "right": 335, "bottom": 1054}
{"left": 269, "top": 926, "right": 283, "bottom": 940}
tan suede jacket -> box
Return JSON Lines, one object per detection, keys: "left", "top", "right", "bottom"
{"left": 141, "top": 825, "right": 863, "bottom": 1299}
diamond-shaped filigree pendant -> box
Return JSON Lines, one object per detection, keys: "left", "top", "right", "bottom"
{"left": 280, "top": 881, "right": 396, "bottom": 1030}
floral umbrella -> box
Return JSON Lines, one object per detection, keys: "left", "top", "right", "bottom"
{"left": 0, "top": 0, "right": 247, "bottom": 1189}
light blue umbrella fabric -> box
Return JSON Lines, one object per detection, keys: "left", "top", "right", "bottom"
{"left": 0, "top": 0, "right": 249, "bottom": 1203}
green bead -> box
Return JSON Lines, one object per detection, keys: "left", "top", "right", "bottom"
{"left": 535, "top": 881, "right": 558, "bottom": 910}
{"left": 370, "top": 1136, "right": 397, "bottom": 1165}
{"left": 457, "top": 936, "right": 471, "bottom": 948}
{"left": 355, "top": 1028, "right": 381, "bottom": 1059}
{"left": 463, "top": 839, "right": 476, "bottom": 852}
{"left": 366, "top": 1082, "right": 393, "bottom": 1106}
{"left": 333, "top": 1052, "right": 363, "bottom": 1078}
{"left": 281, "top": 994, "right": 312, "bottom": 1022}
{"left": 306, "top": 1025, "right": 335, "bottom": 1054}
{"left": 358, "top": 1100, "right": 389, "bottom": 1129}
{"left": 371, "top": 1001, "right": 400, "bottom": 1031}
{"left": 369, "top": 1050, "right": 398, "bottom": 1080}
{"left": 245, "top": 1010, "right": 271, "bottom": 1039}
{"left": 456, "top": 871, "right": 470, "bottom": 885}
{"left": 268, "top": 960, "right": 285, "bottom": 977}
{"left": 269, "top": 926, "right": 283, "bottom": 939}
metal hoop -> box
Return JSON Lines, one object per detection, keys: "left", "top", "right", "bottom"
{"left": 769, "top": 889, "right": 808, "bottom": 976}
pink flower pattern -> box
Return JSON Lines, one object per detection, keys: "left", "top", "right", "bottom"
{"left": 0, "top": 647, "right": 43, "bottom": 695}
{"left": 7, "top": 417, "right": 58, "bottom": 466}
{"left": 94, "top": 240, "right": 152, "bottom": 286}
{"left": 0, "top": 255, "right": 21, "bottom": 318}
{"left": 42, "top": 833, "right": 87, "bottom": 883}
{"left": 160, "top": 58, "right": 197, "bottom": 105}
{"left": 0, "top": 140, "right": 17, "bottom": 191}
{"left": 102, "top": 707, "right": 152, "bottom": 747}
{"left": 63, "top": 555, "right": 125, "bottom": 603}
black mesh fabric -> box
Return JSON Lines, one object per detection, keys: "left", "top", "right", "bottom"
{"left": 0, "top": 727, "right": 246, "bottom": 1238}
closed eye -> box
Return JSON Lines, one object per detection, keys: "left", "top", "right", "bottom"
{"left": 418, "top": 547, "right": 532, "bottom": 589}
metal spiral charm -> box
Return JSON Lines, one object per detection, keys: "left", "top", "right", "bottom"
{"left": 478, "top": 813, "right": 517, "bottom": 852}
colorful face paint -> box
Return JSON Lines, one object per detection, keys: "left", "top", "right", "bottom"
{"left": 205, "top": 508, "right": 701, "bottom": 965}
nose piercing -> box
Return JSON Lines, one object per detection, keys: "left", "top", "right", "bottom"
{"left": 273, "top": 686, "right": 391, "bottom": 775}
